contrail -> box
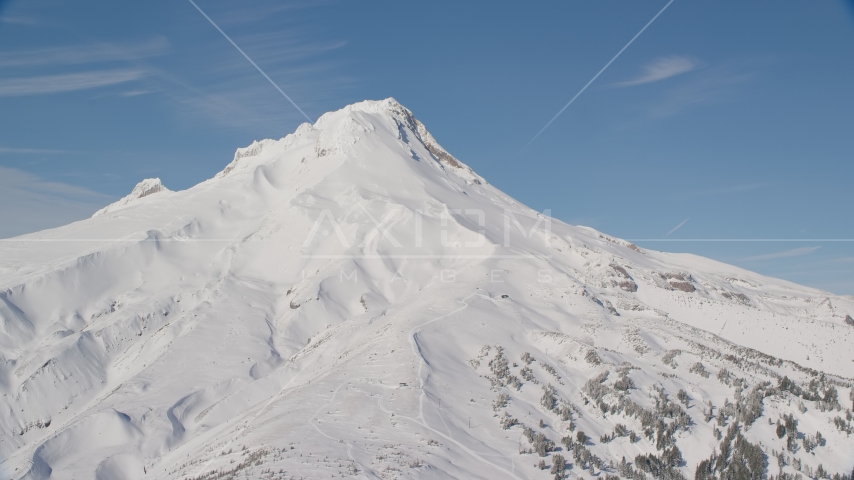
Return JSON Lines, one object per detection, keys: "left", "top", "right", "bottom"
{"left": 187, "top": 0, "right": 313, "bottom": 123}
{"left": 523, "top": 0, "right": 675, "bottom": 150}
{"left": 666, "top": 217, "right": 690, "bottom": 237}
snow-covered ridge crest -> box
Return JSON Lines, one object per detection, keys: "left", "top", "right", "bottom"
{"left": 215, "top": 98, "right": 485, "bottom": 184}
{"left": 330, "top": 98, "right": 483, "bottom": 182}
{"left": 215, "top": 138, "right": 280, "bottom": 179}
{"left": 92, "top": 178, "right": 170, "bottom": 217}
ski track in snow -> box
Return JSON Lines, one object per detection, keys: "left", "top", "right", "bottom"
{"left": 404, "top": 292, "right": 521, "bottom": 480}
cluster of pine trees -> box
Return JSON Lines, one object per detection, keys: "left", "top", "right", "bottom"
{"left": 477, "top": 344, "right": 853, "bottom": 479}
{"left": 522, "top": 425, "right": 555, "bottom": 457}
{"left": 778, "top": 375, "right": 843, "bottom": 411}
{"left": 695, "top": 423, "right": 764, "bottom": 480}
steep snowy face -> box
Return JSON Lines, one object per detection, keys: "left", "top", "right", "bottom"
{"left": 92, "top": 178, "right": 171, "bottom": 217}
{"left": 1, "top": 99, "right": 853, "bottom": 480}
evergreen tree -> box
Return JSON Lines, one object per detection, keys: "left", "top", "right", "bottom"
{"left": 550, "top": 454, "right": 566, "bottom": 475}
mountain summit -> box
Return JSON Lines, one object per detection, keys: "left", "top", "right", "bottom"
{"left": 1, "top": 99, "right": 852, "bottom": 479}
{"left": 93, "top": 178, "right": 171, "bottom": 217}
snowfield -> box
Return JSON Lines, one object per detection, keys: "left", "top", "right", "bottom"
{"left": 1, "top": 99, "right": 852, "bottom": 480}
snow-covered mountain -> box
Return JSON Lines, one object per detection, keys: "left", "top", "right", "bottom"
{"left": 92, "top": 178, "right": 171, "bottom": 217}
{"left": 1, "top": 99, "right": 852, "bottom": 480}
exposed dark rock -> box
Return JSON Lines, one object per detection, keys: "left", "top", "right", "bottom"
{"left": 722, "top": 292, "right": 750, "bottom": 305}
{"left": 611, "top": 265, "right": 638, "bottom": 291}
{"left": 670, "top": 281, "right": 695, "bottom": 293}
{"left": 612, "top": 265, "right": 631, "bottom": 278}
{"left": 662, "top": 272, "right": 693, "bottom": 282}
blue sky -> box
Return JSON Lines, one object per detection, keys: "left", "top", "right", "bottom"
{"left": 1, "top": 0, "right": 853, "bottom": 294}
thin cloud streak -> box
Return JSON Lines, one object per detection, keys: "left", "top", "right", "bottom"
{"left": 742, "top": 246, "right": 821, "bottom": 262}
{"left": 0, "top": 147, "right": 76, "bottom": 154}
{"left": 120, "top": 90, "right": 156, "bottom": 97}
{"left": 0, "top": 69, "right": 146, "bottom": 96}
{"left": 615, "top": 55, "right": 699, "bottom": 87}
{"left": 0, "top": 166, "right": 113, "bottom": 238}
{"left": 149, "top": 60, "right": 344, "bottom": 129}
{"left": 523, "top": 0, "right": 676, "bottom": 150}
{"left": 0, "top": 167, "right": 111, "bottom": 199}
{"left": 0, "top": 16, "right": 39, "bottom": 26}
{"left": 187, "top": 0, "right": 314, "bottom": 123}
{"left": 649, "top": 68, "right": 754, "bottom": 118}
{"left": 0, "top": 37, "right": 169, "bottom": 67}
{"left": 665, "top": 217, "right": 690, "bottom": 236}
{"left": 688, "top": 183, "right": 766, "bottom": 196}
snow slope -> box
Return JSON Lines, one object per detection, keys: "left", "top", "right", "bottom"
{"left": 92, "top": 178, "right": 171, "bottom": 217}
{"left": 1, "top": 98, "right": 852, "bottom": 480}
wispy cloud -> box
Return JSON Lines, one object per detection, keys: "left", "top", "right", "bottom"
{"left": 689, "top": 183, "right": 767, "bottom": 196}
{"left": 0, "top": 37, "right": 168, "bottom": 67}
{"left": 0, "top": 167, "right": 113, "bottom": 238}
{"left": 742, "top": 246, "right": 821, "bottom": 262}
{"left": 157, "top": 17, "right": 351, "bottom": 130}
{"left": 0, "top": 69, "right": 146, "bottom": 96}
{"left": 0, "top": 16, "right": 39, "bottom": 26}
{"left": 649, "top": 67, "right": 754, "bottom": 117}
{"left": 0, "top": 147, "right": 76, "bottom": 154}
{"left": 665, "top": 217, "right": 690, "bottom": 236}
{"left": 616, "top": 55, "right": 700, "bottom": 87}
{"left": 120, "top": 89, "right": 156, "bottom": 97}
{"left": 211, "top": 0, "right": 338, "bottom": 26}
{"left": 187, "top": 0, "right": 312, "bottom": 122}
{"left": 522, "top": 0, "right": 676, "bottom": 149}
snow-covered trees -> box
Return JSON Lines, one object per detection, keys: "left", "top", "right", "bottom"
{"left": 778, "top": 375, "right": 842, "bottom": 411}
{"left": 486, "top": 346, "right": 522, "bottom": 389}
{"left": 782, "top": 413, "right": 799, "bottom": 452}
{"left": 541, "top": 363, "right": 560, "bottom": 380}
{"left": 499, "top": 412, "right": 518, "bottom": 430}
{"left": 802, "top": 431, "right": 823, "bottom": 453}
{"left": 689, "top": 362, "right": 711, "bottom": 378}
{"left": 532, "top": 432, "right": 555, "bottom": 457}
{"left": 584, "top": 350, "right": 601, "bottom": 365}
{"left": 520, "top": 352, "right": 535, "bottom": 365}
{"left": 695, "top": 423, "right": 764, "bottom": 480}
{"left": 550, "top": 453, "right": 566, "bottom": 475}
{"left": 717, "top": 368, "right": 732, "bottom": 385}
{"left": 540, "top": 384, "right": 558, "bottom": 411}
{"left": 735, "top": 383, "right": 768, "bottom": 426}
{"left": 520, "top": 366, "right": 535, "bottom": 382}
{"left": 488, "top": 347, "right": 509, "bottom": 381}
{"left": 662, "top": 349, "right": 681, "bottom": 369}
{"left": 582, "top": 372, "right": 610, "bottom": 402}
{"left": 492, "top": 392, "right": 509, "bottom": 411}
{"left": 634, "top": 447, "right": 684, "bottom": 480}
{"left": 614, "top": 369, "right": 635, "bottom": 391}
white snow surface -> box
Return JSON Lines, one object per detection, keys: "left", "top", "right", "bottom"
{"left": 1, "top": 98, "right": 852, "bottom": 479}
{"left": 93, "top": 178, "right": 171, "bottom": 217}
